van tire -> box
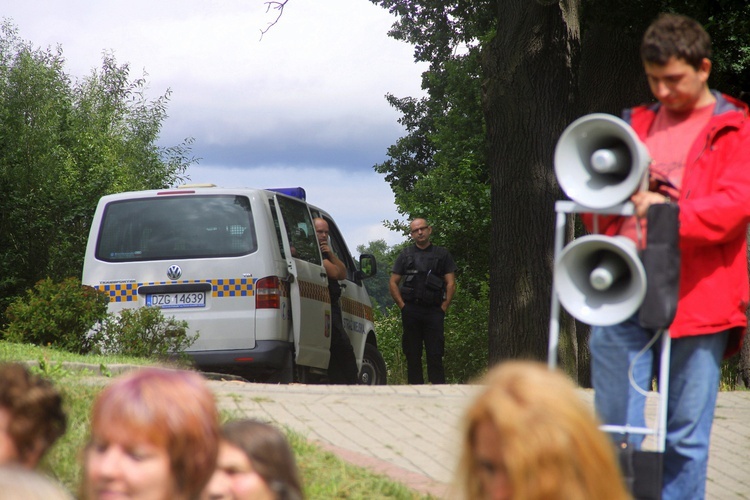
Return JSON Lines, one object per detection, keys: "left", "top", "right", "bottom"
{"left": 359, "top": 343, "right": 387, "bottom": 385}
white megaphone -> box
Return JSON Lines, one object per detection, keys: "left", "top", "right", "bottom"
{"left": 554, "top": 234, "right": 646, "bottom": 326}
{"left": 555, "top": 113, "right": 651, "bottom": 209}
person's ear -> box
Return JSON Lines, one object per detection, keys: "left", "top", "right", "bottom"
{"left": 698, "top": 58, "right": 712, "bottom": 81}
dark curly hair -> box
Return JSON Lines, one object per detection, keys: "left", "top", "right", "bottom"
{"left": 0, "top": 363, "right": 66, "bottom": 466}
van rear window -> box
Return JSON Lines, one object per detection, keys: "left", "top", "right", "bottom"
{"left": 96, "top": 195, "right": 257, "bottom": 262}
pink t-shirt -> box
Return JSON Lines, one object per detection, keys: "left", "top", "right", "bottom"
{"left": 618, "top": 102, "right": 715, "bottom": 247}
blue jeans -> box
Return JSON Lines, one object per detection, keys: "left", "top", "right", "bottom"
{"left": 590, "top": 316, "right": 728, "bottom": 500}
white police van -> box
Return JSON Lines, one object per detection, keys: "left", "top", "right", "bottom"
{"left": 81, "top": 185, "right": 387, "bottom": 384}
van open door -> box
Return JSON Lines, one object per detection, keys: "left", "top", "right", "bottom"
{"left": 272, "top": 194, "right": 331, "bottom": 370}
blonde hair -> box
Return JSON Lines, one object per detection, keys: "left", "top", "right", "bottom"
{"left": 456, "top": 361, "right": 630, "bottom": 500}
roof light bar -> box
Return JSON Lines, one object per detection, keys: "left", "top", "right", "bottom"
{"left": 267, "top": 187, "right": 306, "bottom": 201}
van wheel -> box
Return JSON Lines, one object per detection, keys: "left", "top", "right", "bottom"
{"left": 359, "top": 343, "right": 387, "bottom": 385}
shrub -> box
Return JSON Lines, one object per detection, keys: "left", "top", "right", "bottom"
{"left": 2, "top": 277, "right": 109, "bottom": 353}
{"left": 374, "top": 305, "right": 409, "bottom": 384}
{"left": 375, "top": 282, "right": 489, "bottom": 385}
{"left": 93, "top": 306, "right": 196, "bottom": 359}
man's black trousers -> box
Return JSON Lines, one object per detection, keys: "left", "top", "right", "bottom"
{"left": 401, "top": 302, "right": 445, "bottom": 384}
{"left": 328, "top": 304, "right": 360, "bottom": 384}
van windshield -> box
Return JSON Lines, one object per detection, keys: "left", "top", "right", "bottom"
{"left": 96, "top": 195, "right": 257, "bottom": 262}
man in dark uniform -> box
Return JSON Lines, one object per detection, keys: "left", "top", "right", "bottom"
{"left": 314, "top": 218, "right": 359, "bottom": 385}
{"left": 389, "top": 218, "right": 457, "bottom": 384}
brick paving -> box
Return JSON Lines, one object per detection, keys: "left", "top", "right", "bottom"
{"left": 210, "top": 381, "right": 750, "bottom": 499}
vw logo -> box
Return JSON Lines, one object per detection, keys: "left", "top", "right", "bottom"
{"left": 166, "top": 265, "right": 182, "bottom": 281}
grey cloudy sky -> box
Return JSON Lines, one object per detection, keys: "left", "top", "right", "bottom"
{"left": 4, "top": 0, "right": 426, "bottom": 253}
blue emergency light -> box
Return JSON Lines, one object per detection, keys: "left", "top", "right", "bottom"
{"left": 267, "top": 187, "right": 306, "bottom": 201}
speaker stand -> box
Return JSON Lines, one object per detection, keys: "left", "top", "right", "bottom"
{"left": 547, "top": 200, "right": 669, "bottom": 499}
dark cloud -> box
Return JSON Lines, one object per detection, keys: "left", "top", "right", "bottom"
{"left": 170, "top": 118, "right": 402, "bottom": 172}
{"left": 191, "top": 139, "right": 388, "bottom": 171}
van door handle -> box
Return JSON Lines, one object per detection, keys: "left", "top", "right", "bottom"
{"left": 340, "top": 282, "right": 347, "bottom": 289}
{"left": 320, "top": 272, "right": 327, "bottom": 278}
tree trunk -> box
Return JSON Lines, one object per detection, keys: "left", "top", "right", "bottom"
{"left": 484, "top": 1, "right": 581, "bottom": 366}
{"left": 569, "top": 9, "right": 651, "bottom": 384}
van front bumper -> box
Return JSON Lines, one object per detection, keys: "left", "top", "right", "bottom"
{"left": 186, "top": 341, "right": 292, "bottom": 378}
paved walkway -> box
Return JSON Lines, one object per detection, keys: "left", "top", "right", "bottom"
{"left": 210, "top": 381, "right": 750, "bottom": 499}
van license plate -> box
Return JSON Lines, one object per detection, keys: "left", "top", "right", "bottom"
{"left": 146, "top": 292, "right": 206, "bottom": 309}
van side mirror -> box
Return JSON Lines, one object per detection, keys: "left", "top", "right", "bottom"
{"left": 356, "top": 254, "right": 377, "bottom": 280}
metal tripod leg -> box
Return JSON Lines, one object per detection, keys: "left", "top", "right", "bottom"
{"left": 599, "top": 330, "right": 670, "bottom": 452}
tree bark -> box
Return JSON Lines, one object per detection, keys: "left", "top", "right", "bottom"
{"left": 484, "top": 1, "right": 581, "bottom": 366}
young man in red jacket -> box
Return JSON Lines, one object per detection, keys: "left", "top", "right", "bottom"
{"left": 585, "top": 13, "right": 750, "bottom": 499}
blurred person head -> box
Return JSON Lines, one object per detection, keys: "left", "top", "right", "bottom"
{"left": 82, "top": 367, "right": 220, "bottom": 500}
{"left": 456, "top": 361, "right": 629, "bottom": 500}
{"left": 640, "top": 13, "right": 711, "bottom": 70}
{"left": 0, "top": 362, "right": 66, "bottom": 469}
{"left": 203, "top": 419, "right": 303, "bottom": 500}
{"left": 0, "top": 465, "right": 73, "bottom": 500}
{"left": 640, "top": 14, "right": 713, "bottom": 113}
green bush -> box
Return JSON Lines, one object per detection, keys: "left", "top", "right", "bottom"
{"left": 374, "top": 305, "right": 409, "bottom": 384}
{"left": 2, "top": 277, "right": 109, "bottom": 353}
{"left": 93, "top": 306, "right": 196, "bottom": 359}
{"left": 375, "top": 282, "right": 489, "bottom": 385}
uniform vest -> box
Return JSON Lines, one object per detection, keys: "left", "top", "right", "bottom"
{"left": 399, "top": 245, "right": 449, "bottom": 306}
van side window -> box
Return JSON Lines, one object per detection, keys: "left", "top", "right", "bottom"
{"left": 273, "top": 196, "right": 321, "bottom": 265}
{"left": 96, "top": 195, "right": 257, "bottom": 262}
{"left": 324, "top": 218, "right": 356, "bottom": 281}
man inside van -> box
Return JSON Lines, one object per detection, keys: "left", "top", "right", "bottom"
{"left": 389, "top": 218, "right": 456, "bottom": 384}
{"left": 314, "top": 218, "right": 359, "bottom": 385}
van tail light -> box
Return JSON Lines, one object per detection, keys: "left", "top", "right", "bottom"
{"left": 256, "top": 276, "right": 281, "bottom": 309}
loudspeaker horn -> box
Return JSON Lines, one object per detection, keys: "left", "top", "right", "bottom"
{"left": 554, "top": 234, "right": 646, "bottom": 326}
{"left": 555, "top": 113, "right": 651, "bottom": 209}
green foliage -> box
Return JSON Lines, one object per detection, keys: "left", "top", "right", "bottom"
{"left": 2, "top": 277, "right": 195, "bottom": 360}
{"left": 357, "top": 239, "right": 402, "bottom": 311}
{"left": 443, "top": 280, "right": 490, "bottom": 382}
{"left": 583, "top": 0, "right": 750, "bottom": 97}
{"left": 0, "top": 20, "right": 195, "bottom": 323}
{"left": 373, "top": 306, "right": 408, "bottom": 383}
{"left": 394, "top": 155, "right": 490, "bottom": 293}
{"left": 370, "top": 6, "right": 490, "bottom": 299}
{"left": 93, "top": 306, "right": 196, "bottom": 359}
{"left": 2, "top": 278, "right": 109, "bottom": 353}
{"left": 375, "top": 282, "right": 488, "bottom": 384}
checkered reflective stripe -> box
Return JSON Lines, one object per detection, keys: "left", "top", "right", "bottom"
{"left": 212, "top": 279, "right": 253, "bottom": 297}
{"left": 97, "top": 282, "right": 139, "bottom": 302}
{"left": 341, "top": 296, "right": 374, "bottom": 322}
{"left": 298, "top": 280, "right": 331, "bottom": 304}
{"left": 96, "top": 279, "right": 255, "bottom": 302}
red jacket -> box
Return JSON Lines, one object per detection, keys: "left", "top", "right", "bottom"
{"left": 582, "top": 92, "right": 750, "bottom": 357}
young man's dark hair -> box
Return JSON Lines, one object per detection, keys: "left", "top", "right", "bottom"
{"left": 640, "top": 13, "right": 712, "bottom": 69}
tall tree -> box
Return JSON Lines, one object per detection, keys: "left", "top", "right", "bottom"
{"left": 484, "top": 1, "right": 580, "bottom": 363}
{"left": 0, "top": 21, "right": 194, "bottom": 319}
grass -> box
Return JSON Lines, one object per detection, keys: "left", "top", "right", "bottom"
{"left": 0, "top": 341, "right": 434, "bottom": 499}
